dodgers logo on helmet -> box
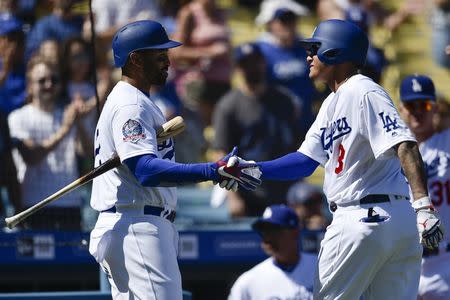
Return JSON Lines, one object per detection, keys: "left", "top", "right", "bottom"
{"left": 122, "top": 119, "right": 146, "bottom": 143}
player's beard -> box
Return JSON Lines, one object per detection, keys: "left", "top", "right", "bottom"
{"left": 148, "top": 70, "right": 168, "bottom": 86}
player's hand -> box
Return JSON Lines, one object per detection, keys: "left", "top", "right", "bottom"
{"left": 416, "top": 209, "right": 444, "bottom": 249}
{"left": 213, "top": 147, "right": 239, "bottom": 191}
{"left": 217, "top": 154, "right": 262, "bottom": 191}
{"left": 413, "top": 197, "right": 445, "bottom": 249}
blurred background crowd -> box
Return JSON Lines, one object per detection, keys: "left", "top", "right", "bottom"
{"left": 0, "top": 0, "right": 449, "bottom": 298}
{"left": 0, "top": 0, "right": 449, "bottom": 240}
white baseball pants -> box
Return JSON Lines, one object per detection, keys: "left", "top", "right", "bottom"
{"left": 314, "top": 199, "right": 422, "bottom": 300}
{"left": 89, "top": 211, "right": 182, "bottom": 300}
{"left": 418, "top": 248, "right": 450, "bottom": 299}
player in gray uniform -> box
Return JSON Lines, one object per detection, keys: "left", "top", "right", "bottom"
{"left": 88, "top": 20, "right": 261, "bottom": 300}
{"left": 228, "top": 19, "right": 445, "bottom": 299}
{"left": 228, "top": 204, "right": 316, "bottom": 300}
{"left": 399, "top": 74, "right": 450, "bottom": 300}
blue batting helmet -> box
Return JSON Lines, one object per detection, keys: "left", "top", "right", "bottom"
{"left": 400, "top": 74, "right": 436, "bottom": 102}
{"left": 112, "top": 20, "right": 182, "bottom": 68}
{"left": 300, "top": 19, "right": 369, "bottom": 66}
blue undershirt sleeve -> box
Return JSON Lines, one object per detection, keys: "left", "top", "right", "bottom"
{"left": 258, "top": 152, "right": 320, "bottom": 180}
{"left": 124, "top": 154, "right": 218, "bottom": 187}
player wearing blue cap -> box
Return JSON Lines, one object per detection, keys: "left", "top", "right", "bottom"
{"left": 227, "top": 19, "right": 444, "bottom": 299}
{"left": 399, "top": 74, "right": 450, "bottom": 300}
{"left": 88, "top": 20, "right": 262, "bottom": 300}
{"left": 228, "top": 204, "right": 316, "bottom": 300}
{"left": 254, "top": 0, "right": 317, "bottom": 129}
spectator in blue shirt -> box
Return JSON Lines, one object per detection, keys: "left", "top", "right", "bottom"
{"left": 344, "top": 4, "right": 388, "bottom": 83}
{"left": 255, "top": 0, "right": 318, "bottom": 129}
{"left": 0, "top": 14, "right": 26, "bottom": 114}
{"left": 25, "top": 0, "right": 83, "bottom": 60}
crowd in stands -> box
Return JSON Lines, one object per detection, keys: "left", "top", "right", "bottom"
{"left": 0, "top": 0, "right": 448, "bottom": 235}
{"left": 0, "top": 1, "right": 449, "bottom": 299}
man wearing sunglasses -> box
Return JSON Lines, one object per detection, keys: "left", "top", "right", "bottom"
{"left": 227, "top": 19, "right": 444, "bottom": 299}
{"left": 228, "top": 204, "right": 316, "bottom": 300}
{"left": 399, "top": 74, "right": 450, "bottom": 300}
{"left": 7, "top": 55, "right": 91, "bottom": 230}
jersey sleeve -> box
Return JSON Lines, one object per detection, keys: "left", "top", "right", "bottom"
{"left": 111, "top": 103, "right": 158, "bottom": 162}
{"left": 361, "top": 90, "right": 416, "bottom": 159}
{"left": 298, "top": 105, "right": 328, "bottom": 166}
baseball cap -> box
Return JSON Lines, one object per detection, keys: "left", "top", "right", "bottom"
{"left": 400, "top": 74, "right": 436, "bottom": 102}
{"left": 287, "top": 182, "right": 323, "bottom": 206}
{"left": 234, "top": 42, "right": 263, "bottom": 63}
{"left": 255, "top": 0, "right": 309, "bottom": 25}
{"left": 252, "top": 204, "right": 299, "bottom": 231}
{"left": 0, "top": 14, "right": 23, "bottom": 36}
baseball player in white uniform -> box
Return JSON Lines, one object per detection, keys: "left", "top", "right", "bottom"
{"left": 230, "top": 19, "right": 444, "bottom": 299}
{"left": 88, "top": 20, "right": 261, "bottom": 300}
{"left": 399, "top": 74, "right": 450, "bottom": 300}
{"left": 228, "top": 204, "right": 316, "bottom": 300}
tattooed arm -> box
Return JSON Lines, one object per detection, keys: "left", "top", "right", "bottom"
{"left": 395, "top": 141, "right": 428, "bottom": 201}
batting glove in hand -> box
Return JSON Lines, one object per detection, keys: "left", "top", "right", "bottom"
{"left": 217, "top": 154, "right": 262, "bottom": 191}
{"left": 413, "top": 197, "right": 445, "bottom": 249}
{"left": 212, "top": 147, "right": 239, "bottom": 191}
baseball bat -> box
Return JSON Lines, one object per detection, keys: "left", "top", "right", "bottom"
{"left": 5, "top": 116, "right": 185, "bottom": 229}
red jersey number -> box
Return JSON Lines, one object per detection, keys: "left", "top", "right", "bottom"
{"left": 335, "top": 144, "right": 346, "bottom": 174}
{"left": 430, "top": 180, "right": 450, "bottom": 207}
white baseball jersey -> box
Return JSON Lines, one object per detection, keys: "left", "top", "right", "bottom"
{"left": 299, "top": 74, "right": 416, "bottom": 204}
{"left": 228, "top": 252, "right": 316, "bottom": 300}
{"left": 418, "top": 128, "right": 450, "bottom": 299}
{"left": 90, "top": 81, "right": 176, "bottom": 211}
{"left": 420, "top": 128, "right": 450, "bottom": 244}
{"left": 8, "top": 104, "right": 81, "bottom": 208}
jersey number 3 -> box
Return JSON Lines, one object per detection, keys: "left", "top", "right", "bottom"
{"left": 335, "top": 144, "right": 346, "bottom": 174}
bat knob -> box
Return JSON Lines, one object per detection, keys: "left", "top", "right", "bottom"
{"left": 4, "top": 216, "right": 18, "bottom": 229}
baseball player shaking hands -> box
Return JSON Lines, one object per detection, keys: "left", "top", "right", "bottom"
{"left": 230, "top": 19, "right": 444, "bottom": 299}
{"left": 88, "top": 20, "right": 261, "bottom": 300}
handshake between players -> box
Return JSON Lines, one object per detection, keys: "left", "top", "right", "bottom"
{"left": 218, "top": 147, "right": 444, "bottom": 251}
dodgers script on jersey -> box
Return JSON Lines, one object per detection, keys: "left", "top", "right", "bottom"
{"left": 90, "top": 81, "right": 176, "bottom": 211}
{"left": 299, "top": 74, "right": 416, "bottom": 204}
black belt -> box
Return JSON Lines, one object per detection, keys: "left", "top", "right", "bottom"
{"left": 330, "top": 194, "right": 406, "bottom": 212}
{"left": 101, "top": 205, "right": 176, "bottom": 223}
{"left": 359, "top": 194, "right": 390, "bottom": 205}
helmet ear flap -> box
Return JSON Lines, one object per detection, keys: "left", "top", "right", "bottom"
{"left": 318, "top": 48, "right": 342, "bottom": 64}
{"left": 300, "top": 19, "right": 369, "bottom": 66}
